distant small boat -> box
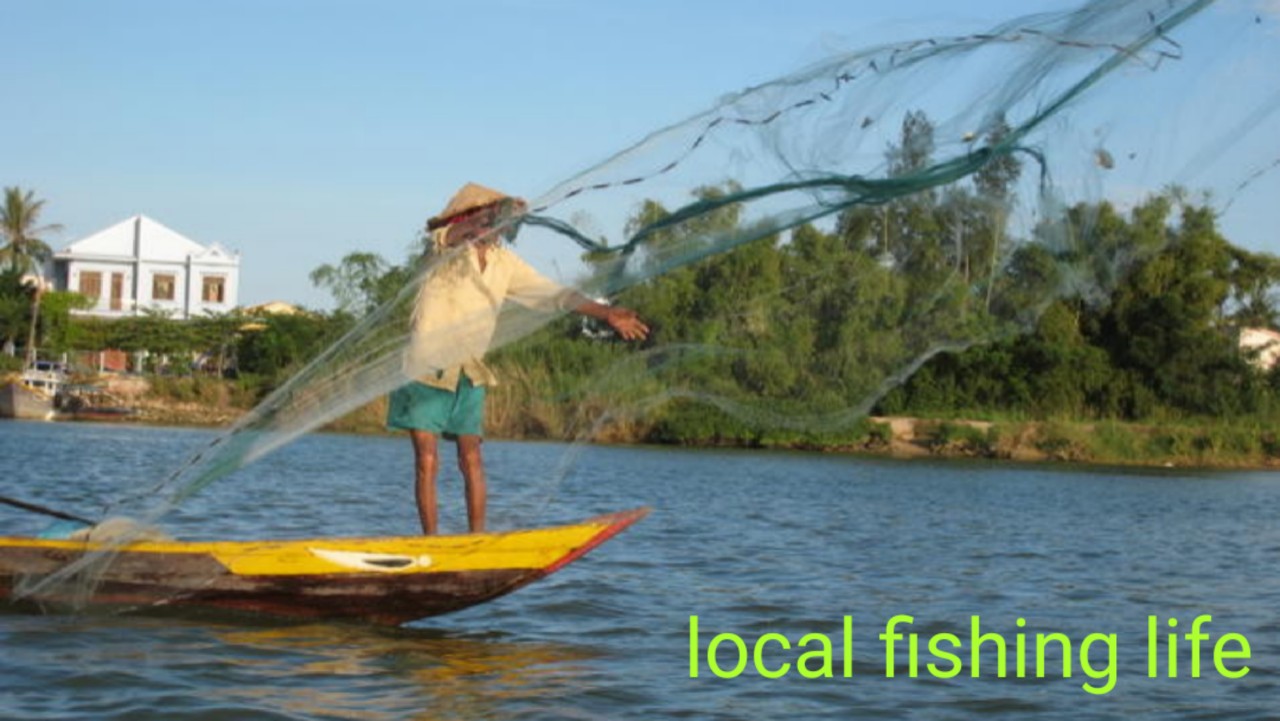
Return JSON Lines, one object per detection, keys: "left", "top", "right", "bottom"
{"left": 55, "top": 384, "right": 136, "bottom": 422}
{"left": 0, "top": 508, "right": 649, "bottom": 625}
{"left": 0, "top": 360, "right": 67, "bottom": 421}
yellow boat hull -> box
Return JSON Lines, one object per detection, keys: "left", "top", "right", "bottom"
{"left": 0, "top": 508, "right": 648, "bottom": 625}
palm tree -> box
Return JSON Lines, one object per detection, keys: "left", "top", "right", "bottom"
{"left": 0, "top": 187, "right": 63, "bottom": 365}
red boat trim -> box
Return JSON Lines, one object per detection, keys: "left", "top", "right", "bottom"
{"left": 541, "top": 507, "right": 650, "bottom": 577}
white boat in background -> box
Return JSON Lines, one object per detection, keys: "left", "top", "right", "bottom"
{"left": 0, "top": 382, "right": 54, "bottom": 420}
{"left": 0, "top": 361, "right": 67, "bottom": 421}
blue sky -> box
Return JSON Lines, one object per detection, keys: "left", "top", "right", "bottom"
{"left": 5, "top": 0, "right": 1276, "bottom": 308}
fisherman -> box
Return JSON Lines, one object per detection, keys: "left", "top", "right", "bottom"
{"left": 389, "top": 183, "right": 649, "bottom": 535}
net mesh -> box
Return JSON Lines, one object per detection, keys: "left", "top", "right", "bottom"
{"left": 15, "top": 0, "right": 1279, "bottom": 609}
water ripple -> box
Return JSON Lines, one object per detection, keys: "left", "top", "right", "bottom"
{"left": 3, "top": 424, "right": 1279, "bottom": 719}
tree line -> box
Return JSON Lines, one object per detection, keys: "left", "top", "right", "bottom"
{"left": 472, "top": 191, "right": 1280, "bottom": 448}
{"left": 484, "top": 113, "right": 1280, "bottom": 445}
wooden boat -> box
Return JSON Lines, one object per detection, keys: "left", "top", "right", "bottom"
{"left": 54, "top": 384, "right": 137, "bottom": 422}
{"left": 0, "top": 508, "right": 648, "bottom": 625}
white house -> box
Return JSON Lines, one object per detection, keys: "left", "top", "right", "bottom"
{"left": 52, "top": 215, "right": 240, "bottom": 319}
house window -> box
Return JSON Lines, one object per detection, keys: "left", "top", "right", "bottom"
{"left": 202, "top": 276, "right": 226, "bottom": 304}
{"left": 79, "top": 271, "right": 102, "bottom": 300}
{"left": 153, "top": 273, "right": 176, "bottom": 301}
{"left": 110, "top": 273, "right": 124, "bottom": 311}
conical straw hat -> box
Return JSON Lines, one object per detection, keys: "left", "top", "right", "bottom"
{"left": 427, "top": 182, "right": 512, "bottom": 230}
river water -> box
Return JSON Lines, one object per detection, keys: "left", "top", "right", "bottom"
{"left": 1, "top": 420, "right": 1278, "bottom": 719}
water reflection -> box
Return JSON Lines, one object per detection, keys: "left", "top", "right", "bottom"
{"left": 212, "top": 624, "right": 600, "bottom": 720}
{"left": 0, "top": 614, "right": 599, "bottom": 721}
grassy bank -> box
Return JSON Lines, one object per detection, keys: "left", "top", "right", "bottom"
{"left": 106, "top": 375, "right": 1280, "bottom": 469}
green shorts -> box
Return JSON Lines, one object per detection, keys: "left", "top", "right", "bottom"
{"left": 386, "top": 375, "right": 486, "bottom": 437}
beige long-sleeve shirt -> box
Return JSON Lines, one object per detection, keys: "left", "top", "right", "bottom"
{"left": 403, "top": 244, "right": 576, "bottom": 390}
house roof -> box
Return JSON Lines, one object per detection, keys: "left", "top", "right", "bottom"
{"left": 55, "top": 215, "right": 238, "bottom": 265}
{"left": 245, "top": 300, "right": 303, "bottom": 316}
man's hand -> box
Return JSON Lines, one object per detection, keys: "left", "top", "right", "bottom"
{"left": 604, "top": 307, "right": 650, "bottom": 341}
{"left": 571, "top": 295, "right": 650, "bottom": 341}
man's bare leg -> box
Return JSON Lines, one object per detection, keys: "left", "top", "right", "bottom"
{"left": 410, "top": 430, "right": 440, "bottom": 534}
{"left": 456, "top": 435, "right": 487, "bottom": 533}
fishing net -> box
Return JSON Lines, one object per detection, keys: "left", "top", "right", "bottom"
{"left": 14, "top": 0, "right": 1279, "bottom": 610}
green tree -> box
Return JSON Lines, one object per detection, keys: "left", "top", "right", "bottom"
{"left": 1226, "top": 246, "right": 1280, "bottom": 328}
{"left": 188, "top": 311, "right": 251, "bottom": 376}
{"left": 1058, "top": 196, "right": 1248, "bottom": 417}
{"left": 37, "top": 291, "right": 95, "bottom": 355}
{"left": 309, "top": 251, "right": 392, "bottom": 315}
{"left": 876, "top": 111, "right": 948, "bottom": 285}
{"left": 0, "top": 268, "right": 31, "bottom": 354}
{"left": 887, "top": 110, "right": 936, "bottom": 178}
{"left": 236, "top": 312, "right": 352, "bottom": 385}
{"left": 973, "top": 115, "right": 1023, "bottom": 310}
{"left": 0, "top": 187, "right": 62, "bottom": 364}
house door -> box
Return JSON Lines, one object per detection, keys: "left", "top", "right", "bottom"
{"left": 110, "top": 273, "right": 124, "bottom": 311}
